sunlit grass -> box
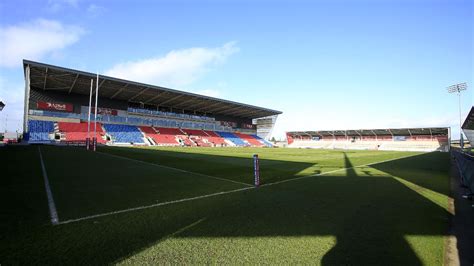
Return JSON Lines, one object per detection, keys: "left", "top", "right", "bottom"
{"left": 0, "top": 145, "right": 450, "bottom": 264}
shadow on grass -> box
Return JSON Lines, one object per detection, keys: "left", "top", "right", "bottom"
{"left": 0, "top": 146, "right": 451, "bottom": 265}
{"left": 371, "top": 152, "right": 451, "bottom": 197}
{"left": 98, "top": 146, "right": 326, "bottom": 185}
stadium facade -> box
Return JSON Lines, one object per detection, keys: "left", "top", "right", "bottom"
{"left": 23, "top": 60, "right": 282, "bottom": 147}
{"left": 287, "top": 127, "right": 450, "bottom": 152}
{"left": 462, "top": 106, "right": 474, "bottom": 146}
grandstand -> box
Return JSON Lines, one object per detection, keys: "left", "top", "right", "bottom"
{"left": 22, "top": 60, "right": 281, "bottom": 146}
{"left": 462, "top": 106, "right": 474, "bottom": 147}
{"left": 287, "top": 127, "right": 450, "bottom": 152}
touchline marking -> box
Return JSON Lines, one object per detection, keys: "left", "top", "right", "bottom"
{"left": 96, "top": 151, "right": 252, "bottom": 187}
{"left": 38, "top": 146, "right": 59, "bottom": 225}
{"left": 57, "top": 187, "right": 252, "bottom": 225}
{"left": 57, "top": 152, "right": 421, "bottom": 225}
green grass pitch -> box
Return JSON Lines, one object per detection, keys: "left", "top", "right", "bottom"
{"left": 1, "top": 145, "right": 451, "bottom": 264}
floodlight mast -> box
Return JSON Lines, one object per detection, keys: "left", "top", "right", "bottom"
{"left": 447, "top": 82, "right": 468, "bottom": 147}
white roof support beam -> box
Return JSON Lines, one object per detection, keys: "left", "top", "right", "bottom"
{"left": 158, "top": 94, "right": 185, "bottom": 105}
{"left": 217, "top": 105, "right": 245, "bottom": 115}
{"left": 128, "top": 88, "right": 149, "bottom": 101}
{"left": 189, "top": 101, "right": 212, "bottom": 111}
{"left": 196, "top": 101, "right": 226, "bottom": 112}
{"left": 110, "top": 84, "right": 128, "bottom": 99}
{"left": 224, "top": 108, "right": 257, "bottom": 117}
{"left": 98, "top": 79, "right": 106, "bottom": 89}
{"left": 68, "top": 74, "right": 79, "bottom": 93}
{"left": 92, "top": 79, "right": 106, "bottom": 96}
{"left": 204, "top": 104, "right": 239, "bottom": 113}
{"left": 43, "top": 67, "right": 48, "bottom": 90}
{"left": 172, "top": 98, "right": 198, "bottom": 109}
{"left": 143, "top": 92, "right": 164, "bottom": 104}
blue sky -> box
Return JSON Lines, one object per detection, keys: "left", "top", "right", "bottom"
{"left": 0, "top": 0, "right": 472, "bottom": 139}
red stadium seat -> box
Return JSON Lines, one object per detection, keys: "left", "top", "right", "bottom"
{"left": 139, "top": 126, "right": 180, "bottom": 146}
{"left": 58, "top": 122, "right": 106, "bottom": 143}
{"left": 234, "top": 132, "right": 264, "bottom": 147}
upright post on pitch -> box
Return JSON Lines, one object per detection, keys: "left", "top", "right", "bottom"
{"left": 86, "top": 79, "right": 93, "bottom": 150}
{"left": 254, "top": 154, "right": 260, "bottom": 187}
{"left": 93, "top": 72, "right": 99, "bottom": 151}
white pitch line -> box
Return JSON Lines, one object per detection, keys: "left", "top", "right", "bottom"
{"left": 57, "top": 187, "right": 253, "bottom": 225}
{"left": 57, "top": 152, "right": 422, "bottom": 225}
{"left": 38, "top": 146, "right": 59, "bottom": 225}
{"left": 167, "top": 218, "right": 206, "bottom": 238}
{"left": 97, "top": 151, "right": 252, "bottom": 187}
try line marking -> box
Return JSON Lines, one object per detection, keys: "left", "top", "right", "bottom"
{"left": 38, "top": 146, "right": 59, "bottom": 225}
{"left": 97, "top": 151, "right": 253, "bottom": 187}
{"left": 56, "top": 152, "right": 420, "bottom": 226}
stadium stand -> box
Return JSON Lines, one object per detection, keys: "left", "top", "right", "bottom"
{"left": 462, "top": 106, "right": 474, "bottom": 148}
{"left": 252, "top": 134, "right": 273, "bottom": 147}
{"left": 154, "top": 127, "right": 194, "bottom": 146}
{"left": 216, "top": 131, "right": 249, "bottom": 146}
{"left": 287, "top": 128, "right": 450, "bottom": 152}
{"left": 203, "top": 131, "right": 228, "bottom": 146}
{"left": 58, "top": 122, "right": 105, "bottom": 143}
{"left": 179, "top": 129, "right": 211, "bottom": 147}
{"left": 234, "top": 133, "right": 264, "bottom": 147}
{"left": 138, "top": 126, "right": 177, "bottom": 146}
{"left": 103, "top": 124, "right": 145, "bottom": 144}
{"left": 22, "top": 60, "right": 281, "bottom": 146}
{"left": 28, "top": 120, "right": 54, "bottom": 143}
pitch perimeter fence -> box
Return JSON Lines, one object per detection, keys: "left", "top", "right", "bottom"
{"left": 453, "top": 150, "right": 474, "bottom": 196}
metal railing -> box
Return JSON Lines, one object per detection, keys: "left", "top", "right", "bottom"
{"left": 452, "top": 149, "right": 474, "bottom": 199}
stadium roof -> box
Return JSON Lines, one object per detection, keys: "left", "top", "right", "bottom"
{"left": 23, "top": 60, "right": 282, "bottom": 119}
{"left": 461, "top": 106, "right": 474, "bottom": 130}
{"left": 287, "top": 127, "right": 449, "bottom": 137}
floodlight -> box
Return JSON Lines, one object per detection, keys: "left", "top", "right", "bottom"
{"left": 0, "top": 101, "right": 5, "bottom": 111}
{"left": 447, "top": 82, "right": 468, "bottom": 148}
{"left": 447, "top": 82, "right": 467, "bottom": 94}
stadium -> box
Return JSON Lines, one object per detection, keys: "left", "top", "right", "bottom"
{"left": 1, "top": 58, "right": 472, "bottom": 264}
{"left": 23, "top": 60, "right": 281, "bottom": 147}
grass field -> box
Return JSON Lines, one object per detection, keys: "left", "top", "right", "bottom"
{"left": 1, "top": 145, "right": 451, "bottom": 264}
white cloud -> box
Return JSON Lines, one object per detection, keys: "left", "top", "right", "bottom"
{"left": 105, "top": 42, "right": 239, "bottom": 88}
{"left": 0, "top": 19, "right": 84, "bottom": 68}
{"left": 87, "top": 4, "right": 105, "bottom": 17}
{"left": 46, "top": 0, "right": 80, "bottom": 12}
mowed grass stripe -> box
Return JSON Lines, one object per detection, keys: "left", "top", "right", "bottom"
{"left": 97, "top": 150, "right": 253, "bottom": 187}
{"left": 57, "top": 187, "right": 253, "bottom": 225}
{"left": 0, "top": 146, "right": 51, "bottom": 237}
{"left": 100, "top": 146, "right": 418, "bottom": 185}
{"left": 262, "top": 152, "right": 423, "bottom": 186}
{"left": 55, "top": 149, "right": 419, "bottom": 225}
{"left": 40, "top": 146, "right": 245, "bottom": 221}
{"left": 1, "top": 146, "right": 450, "bottom": 265}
